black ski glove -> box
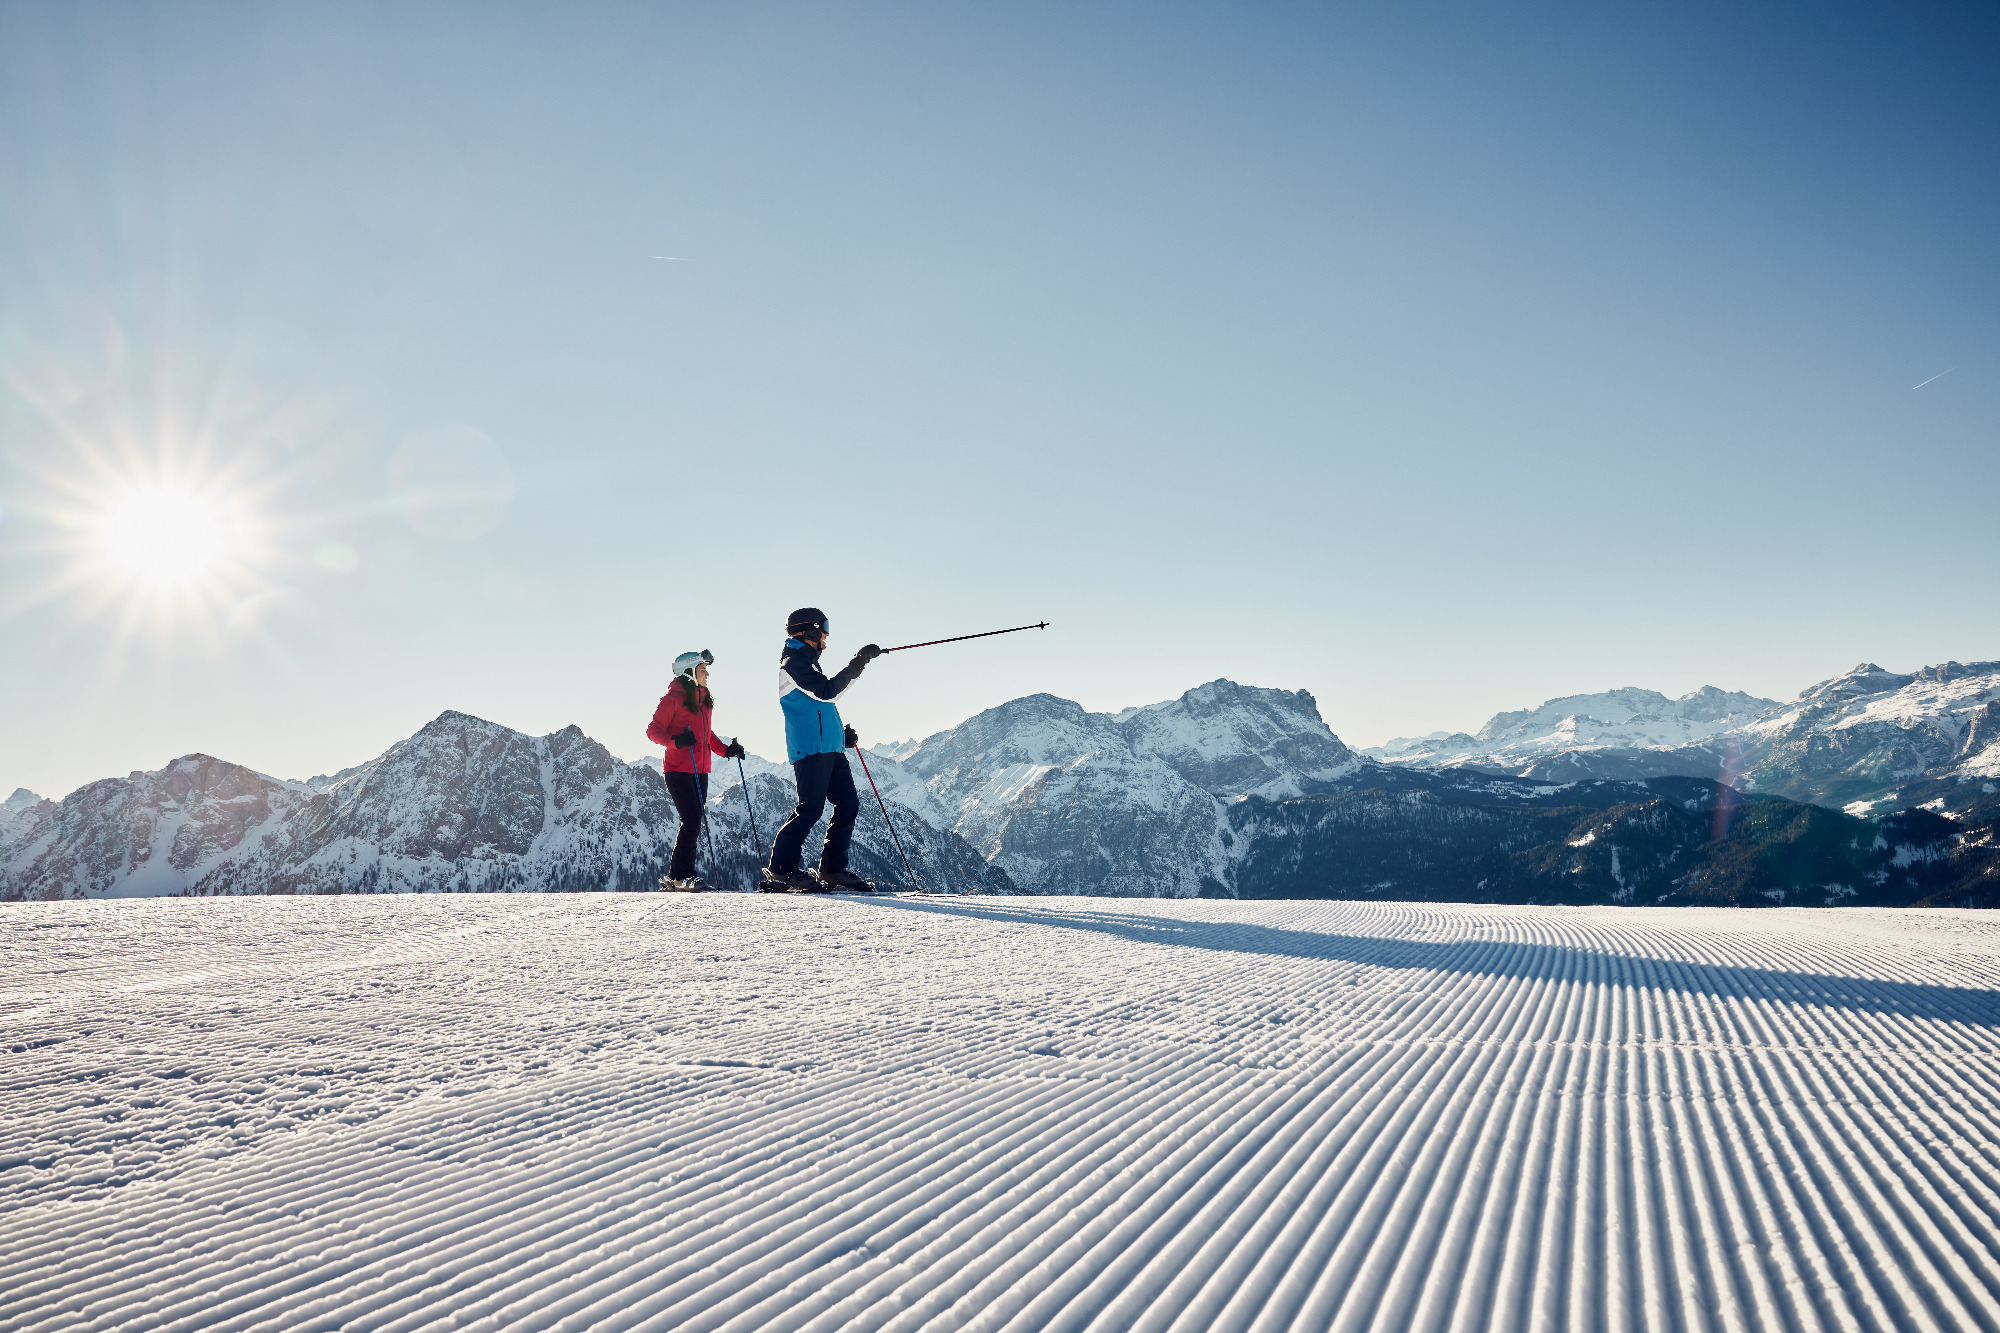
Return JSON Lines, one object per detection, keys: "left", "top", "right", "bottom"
{"left": 672, "top": 728, "right": 696, "bottom": 749}
{"left": 843, "top": 724, "right": 859, "bottom": 749}
{"left": 858, "top": 643, "right": 883, "bottom": 662}
{"left": 724, "top": 739, "right": 746, "bottom": 759}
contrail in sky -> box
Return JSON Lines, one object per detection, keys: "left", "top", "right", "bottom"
{"left": 1911, "top": 366, "right": 1956, "bottom": 390}
{"left": 650, "top": 256, "right": 693, "bottom": 261}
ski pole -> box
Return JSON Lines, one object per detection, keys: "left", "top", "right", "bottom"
{"left": 851, "top": 743, "right": 922, "bottom": 891}
{"left": 736, "top": 754, "right": 762, "bottom": 861}
{"left": 882, "top": 621, "right": 1048, "bottom": 653}
{"left": 697, "top": 770, "right": 718, "bottom": 883}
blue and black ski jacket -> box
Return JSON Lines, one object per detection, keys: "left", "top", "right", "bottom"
{"left": 778, "top": 637, "right": 864, "bottom": 763}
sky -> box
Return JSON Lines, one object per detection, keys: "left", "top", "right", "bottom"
{"left": 2, "top": 1, "right": 1997, "bottom": 801}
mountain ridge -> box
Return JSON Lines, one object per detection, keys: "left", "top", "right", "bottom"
{"left": 1364, "top": 660, "right": 2000, "bottom": 822}
{"left": 5, "top": 669, "right": 1996, "bottom": 905}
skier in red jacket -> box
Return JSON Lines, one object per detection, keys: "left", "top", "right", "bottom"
{"left": 645, "top": 650, "right": 745, "bottom": 891}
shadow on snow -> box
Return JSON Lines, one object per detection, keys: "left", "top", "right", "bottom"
{"left": 847, "top": 897, "right": 2000, "bottom": 1031}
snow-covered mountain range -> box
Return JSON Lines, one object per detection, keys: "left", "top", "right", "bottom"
{"left": 1364, "top": 661, "right": 2000, "bottom": 821}
{"left": 0, "top": 711, "right": 1010, "bottom": 902}
{"left": 4, "top": 668, "right": 1996, "bottom": 906}
{"left": 1366, "top": 685, "right": 1778, "bottom": 778}
{"left": 882, "top": 680, "right": 1360, "bottom": 896}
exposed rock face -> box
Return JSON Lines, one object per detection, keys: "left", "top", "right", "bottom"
{"left": 1116, "top": 680, "right": 1359, "bottom": 799}
{"left": 0, "top": 757, "right": 312, "bottom": 900}
{"left": 193, "top": 713, "right": 668, "bottom": 895}
{"left": 888, "top": 681, "right": 1357, "bottom": 896}
{"left": 1742, "top": 662, "right": 2000, "bottom": 817}
{"left": 888, "top": 694, "right": 1230, "bottom": 897}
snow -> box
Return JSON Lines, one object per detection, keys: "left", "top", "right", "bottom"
{"left": 1363, "top": 663, "right": 2000, "bottom": 809}
{"left": 1746, "top": 665, "right": 1999, "bottom": 747}
{"left": 1964, "top": 742, "right": 2000, "bottom": 780}
{"left": 8, "top": 896, "right": 2000, "bottom": 1331}
{"left": 1366, "top": 686, "right": 1778, "bottom": 768}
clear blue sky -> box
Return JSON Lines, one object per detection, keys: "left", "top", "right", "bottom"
{"left": 3, "top": 1, "right": 1996, "bottom": 799}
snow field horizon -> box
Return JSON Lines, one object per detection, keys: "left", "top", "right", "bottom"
{"left": 6, "top": 897, "right": 2000, "bottom": 1331}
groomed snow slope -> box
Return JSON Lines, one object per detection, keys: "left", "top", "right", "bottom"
{"left": 7, "top": 897, "right": 2000, "bottom": 1332}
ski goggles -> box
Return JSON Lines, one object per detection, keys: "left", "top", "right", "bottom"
{"left": 788, "top": 619, "right": 829, "bottom": 636}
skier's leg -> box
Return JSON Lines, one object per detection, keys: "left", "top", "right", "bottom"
{"left": 664, "top": 772, "right": 703, "bottom": 880}
{"left": 769, "top": 754, "right": 834, "bottom": 873}
{"left": 817, "top": 756, "right": 862, "bottom": 874}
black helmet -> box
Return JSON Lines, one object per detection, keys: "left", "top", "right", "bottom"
{"left": 786, "top": 607, "right": 828, "bottom": 636}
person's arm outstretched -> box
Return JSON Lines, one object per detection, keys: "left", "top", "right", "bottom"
{"left": 783, "top": 644, "right": 881, "bottom": 701}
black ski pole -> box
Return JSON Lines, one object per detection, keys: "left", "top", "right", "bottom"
{"left": 851, "top": 743, "right": 923, "bottom": 892}
{"left": 882, "top": 621, "right": 1048, "bottom": 653}
{"left": 697, "top": 770, "right": 718, "bottom": 885}
{"left": 736, "top": 754, "right": 762, "bottom": 863}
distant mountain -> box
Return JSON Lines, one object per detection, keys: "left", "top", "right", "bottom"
{"left": 888, "top": 680, "right": 1358, "bottom": 896}
{"left": 1741, "top": 661, "right": 2000, "bottom": 818}
{"left": 1364, "top": 685, "right": 1779, "bottom": 782}
{"left": 878, "top": 677, "right": 1992, "bottom": 906}
{"left": 0, "top": 711, "right": 1009, "bottom": 901}
{"left": 5, "top": 673, "right": 1996, "bottom": 906}
{"left": 1365, "top": 662, "right": 2000, "bottom": 823}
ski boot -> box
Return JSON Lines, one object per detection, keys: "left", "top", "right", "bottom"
{"left": 759, "top": 868, "right": 818, "bottom": 893}
{"left": 814, "top": 868, "right": 875, "bottom": 893}
{"left": 659, "top": 876, "right": 716, "bottom": 892}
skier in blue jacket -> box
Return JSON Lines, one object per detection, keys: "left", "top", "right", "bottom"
{"left": 763, "top": 607, "right": 882, "bottom": 890}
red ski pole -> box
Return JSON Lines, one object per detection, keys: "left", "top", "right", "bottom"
{"left": 852, "top": 743, "right": 924, "bottom": 892}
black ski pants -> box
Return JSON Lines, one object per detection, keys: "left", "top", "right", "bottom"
{"left": 769, "top": 751, "right": 859, "bottom": 874}
{"left": 663, "top": 771, "right": 708, "bottom": 881}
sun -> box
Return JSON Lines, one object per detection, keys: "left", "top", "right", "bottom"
{"left": 65, "top": 479, "right": 269, "bottom": 636}
{"left": 4, "top": 343, "right": 326, "bottom": 655}
{"left": 94, "top": 488, "right": 244, "bottom": 588}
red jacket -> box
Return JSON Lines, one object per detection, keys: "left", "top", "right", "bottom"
{"left": 647, "top": 683, "right": 731, "bottom": 774}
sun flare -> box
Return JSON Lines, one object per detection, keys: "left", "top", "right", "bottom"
{"left": 94, "top": 488, "right": 242, "bottom": 588}
{"left": 64, "top": 476, "right": 270, "bottom": 635}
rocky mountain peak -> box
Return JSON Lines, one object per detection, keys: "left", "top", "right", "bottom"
{"left": 1119, "top": 679, "right": 1355, "bottom": 798}
{"left": 417, "top": 709, "right": 513, "bottom": 740}
{"left": 1470, "top": 685, "right": 1780, "bottom": 746}
{"left": 153, "top": 754, "right": 293, "bottom": 803}
{"left": 897, "top": 694, "right": 1118, "bottom": 780}
{"left": 1675, "top": 685, "right": 1780, "bottom": 722}
{"left": 1475, "top": 688, "right": 1668, "bottom": 743}
{"left": 1916, "top": 660, "right": 2000, "bottom": 685}
{"left": 1798, "top": 663, "right": 1917, "bottom": 704}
